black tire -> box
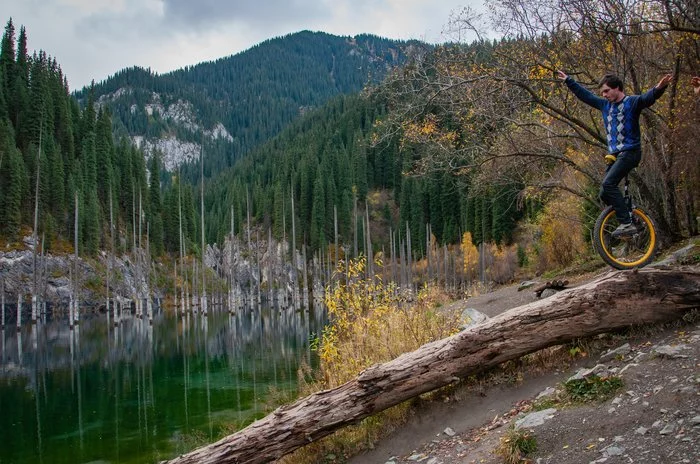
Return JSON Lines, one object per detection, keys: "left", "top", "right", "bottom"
{"left": 592, "top": 206, "right": 658, "bottom": 270}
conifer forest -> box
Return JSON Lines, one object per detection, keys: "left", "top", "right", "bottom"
{"left": 0, "top": 0, "right": 698, "bottom": 306}
{"left": 0, "top": 2, "right": 697, "bottom": 461}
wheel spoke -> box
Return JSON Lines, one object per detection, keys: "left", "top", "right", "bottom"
{"left": 594, "top": 207, "right": 657, "bottom": 269}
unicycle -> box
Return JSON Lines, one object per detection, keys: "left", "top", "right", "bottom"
{"left": 592, "top": 177, "right": 658, "bottom": 270}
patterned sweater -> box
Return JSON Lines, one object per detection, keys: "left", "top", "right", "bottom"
{"left": 564, "top": 76, "right": 666, "bottom": 154}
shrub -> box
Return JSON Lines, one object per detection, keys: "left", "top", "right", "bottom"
{"left": 495, "top": 427, "right": 538, "bottom": 464}
{"left": 285, "top": 257, "right": 463, "bottom": 462}
{"left": 315, "top": 256, "right": 461, "bottom": 388}
{"left": 537, "top": 194, "right": 589, "bottom": 270}
{"left": 564, "top": 375, "right": 624, "bottom": 403}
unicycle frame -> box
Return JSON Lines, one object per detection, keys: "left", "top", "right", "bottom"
{"left": 592, "top": 176, "right": 658, "bottom": 270}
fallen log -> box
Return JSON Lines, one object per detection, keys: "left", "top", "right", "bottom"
{"left": 164, "top": 267, "right": 700, "bottom": 464}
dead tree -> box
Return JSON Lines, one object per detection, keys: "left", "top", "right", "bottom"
{"left": 163, "top": 267, "right": 700, "bottom": 464}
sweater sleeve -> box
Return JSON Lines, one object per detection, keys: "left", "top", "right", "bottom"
{"left": 564, "top": 76, "right": 606, "bottom": 110}
{"left": 638, "top": 85, "right": 666, "bottom": 109}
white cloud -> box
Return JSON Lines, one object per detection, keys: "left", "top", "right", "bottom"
{"left": 1, "top": 0, "right": 484, "bottom": 90}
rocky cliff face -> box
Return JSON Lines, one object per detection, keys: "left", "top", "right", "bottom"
{"left": 0, "top": 243, "right": 151, "bottom": 309}
{"left": 1, "top": 233, "right": 319, "bottom": 311}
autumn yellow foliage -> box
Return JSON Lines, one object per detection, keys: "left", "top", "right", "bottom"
{"left": 461, "top": 231, "right": 479, "bottom": 281}
{"left": 315, "top": 256, "right": 462, "bottom": 389}
{"left": 283, "top": 257, "right": 463, "bottom": 463}
{"left": 537, "top": 194, "right": 589, "bottom": 269}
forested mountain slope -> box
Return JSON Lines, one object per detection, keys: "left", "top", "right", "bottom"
{"left": 77, "top": 31, "right": 414, "bottom": 181}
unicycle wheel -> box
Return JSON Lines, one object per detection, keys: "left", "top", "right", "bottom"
{"left": 592, "top": 206, "right": 658, "bottom": 270}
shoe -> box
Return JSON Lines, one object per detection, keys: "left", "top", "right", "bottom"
{"left": 612, "top": 222, "right": 637, "bottom": 238}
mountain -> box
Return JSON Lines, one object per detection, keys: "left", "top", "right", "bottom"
{"left": 0, "top": 17, "right": 522, "bottom": 260}
{"left": 76, "top": 31, "right": 415, "bottom": 179}
{"left": 75, "top": 31, "right": 521, "bottom": 255}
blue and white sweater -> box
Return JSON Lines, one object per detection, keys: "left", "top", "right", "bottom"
{"left": 564, "top": 76, "right": 666, "bottom": 154}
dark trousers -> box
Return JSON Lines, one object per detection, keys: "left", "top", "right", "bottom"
{"left": 599, "top": 148, "right": 641, "bottom": 224}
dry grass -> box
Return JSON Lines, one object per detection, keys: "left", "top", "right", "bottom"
{"left": 280, "top": 257, "right": 463, "bottom": 463}
{"left": 495, "top": 427, "right": 538, "bottom": 464}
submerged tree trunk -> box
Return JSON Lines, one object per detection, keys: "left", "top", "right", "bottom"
{"left": 164, "top": 267, "right": 700, "bottom": 464}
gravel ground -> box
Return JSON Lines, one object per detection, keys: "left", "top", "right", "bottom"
{"left": 348, "top": 267, "right": 700, "bottom": 464}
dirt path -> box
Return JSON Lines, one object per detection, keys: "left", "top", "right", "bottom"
{"left": 347, "top": 274, "right": 594, "bottom": 464}
{"left": 348, "top": 266, "right": 700, "bottom": 464}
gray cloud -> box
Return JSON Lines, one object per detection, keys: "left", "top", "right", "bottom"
{"left": 4, "top": 0, "right": 482, "bottom": 89}
{"left": 160, "top": 0, "right": 330, "bottom": 29}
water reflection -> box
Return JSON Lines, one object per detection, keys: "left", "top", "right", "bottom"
{"left": 0, "top": 302, "right": 324, "bottom": 464}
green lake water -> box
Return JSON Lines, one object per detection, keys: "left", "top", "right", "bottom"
{"left": 0, "top": 305, "right": 324, "bottom": 463}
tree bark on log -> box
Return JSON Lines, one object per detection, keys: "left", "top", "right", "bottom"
{"left": 164, "top": 267, "right": 700, "bottom": 464}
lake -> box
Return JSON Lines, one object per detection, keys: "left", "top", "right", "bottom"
{"left": 0, "top": 303, "right": 325, "bottom": 463}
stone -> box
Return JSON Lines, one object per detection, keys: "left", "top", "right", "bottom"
{"left": 536, "top": 387, "right": 556, "bottom": 399}
{"left": 602, "top": 445, "right": 625, "bottom": 457}
{"left": 539, "top": 288, "right": 558, "bottom": 298}
{"left": 599, "top": 343, "right": 631, "bottom": 362}
{"left": 567, "top": 364, "right": 611, "bottom": 382}
{"left": 518, "top": 280, "right": 537, "bottom": 291}
{"left": 515, "top": 408, "right": 557, "bottom": 429}
{"left": 659, "top": 423, "right": 675, "bottom": 435}
{"left": 459, "top": 308, "right": 489, "bottom": 329}
{"left": 653, "top": 344, "right": 689, "bottom": 359}
{"left": 618, "top": 363, "right": 638, "bottom": 375}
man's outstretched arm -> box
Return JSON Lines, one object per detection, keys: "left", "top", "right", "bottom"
{"left": 639, "top": 73, "right": 673, "bottom": 108}
{"left": 557, "top": 70, "right": 606, "bottom": 110}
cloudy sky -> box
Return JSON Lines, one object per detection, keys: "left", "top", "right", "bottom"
{"left": 3, "top": 0, "right": 485, "bottom": 90}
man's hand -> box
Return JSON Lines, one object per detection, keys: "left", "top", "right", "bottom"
{"left": 655, "top": 74, "right": 673, "bottom": 89}
{"left": 692, "top": 76, "right": 700, "bottom": 96}
{"left": 556, "top": 70, "right": 568, "bottom": 81}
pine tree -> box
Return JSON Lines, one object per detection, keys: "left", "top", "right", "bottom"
{"left": 298, "top": 154, "right": 314, "bottom": 231}
{"left": 427, "top": 174, "right": 443, "bottom": 242}
{"left": 10, "top": 25, "right": 28, "bottom": 147}
{"left": 0, "top": 19, "right": 15, "bottom": 116}
{"left": 0, "top": 119, "right": 28, "bottom": 238}
{"left": 148, "top": 151, "right": 164, "bottom": 256}
{"left": 472, "top": 195, "right": 483, "bottom": 244}
{"left": 352, "top": 147, "right": 368, "bottom": 202}
{"left": 181, "top": 183, "right": 197, "bottom": 250}
{"left": 310, "top": 167, "right": 326, "bottom": 250}
{"left": 272, "top": 181, "right": 285, "bottom": 239}
{"left": 412, "top": 180, "right": 427, "bottom": 255}
{"left": 481, "top": 196, "right": 493, "bottom": 244}
{"left": 0, "top": 59, "right": 6, "bottom": 121}
{"left": 492, "top": 185, "right": 516, "bottom": 245}
{"left": 161, "top": 179, "right": 180, "bottom": 252}
{"left": 25, "top": 51, "right": 49, "bottom": 152}
{"left": 95, "top": 108, "right": 114, "bottom": 209}
{"left": 83, "top": 190, "right": 100, "bottom": 254}
{"left": 80, "top": 133, "right": 100, "bottom": 253}
{"left": 46, "top": 135, "right": 64, "bottom": 225}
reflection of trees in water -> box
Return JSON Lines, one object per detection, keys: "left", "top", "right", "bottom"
{"left": 0, "top": 301, "right": 326, "bottom": 464}
{"left": 1, "top": 302, "right": 325, "bottom": 380}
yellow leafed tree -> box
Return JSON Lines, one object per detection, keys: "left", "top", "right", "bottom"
{"left": 461, "top": 232, "right": 479, "bottom": 282}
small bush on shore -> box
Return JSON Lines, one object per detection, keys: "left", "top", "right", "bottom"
{"left": 282, "top": 256, "right": 463, "bottom": 463}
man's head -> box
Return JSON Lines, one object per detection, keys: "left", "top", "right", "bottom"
{"left": 599, "top": 74, "right": 625, "bottom": 102}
